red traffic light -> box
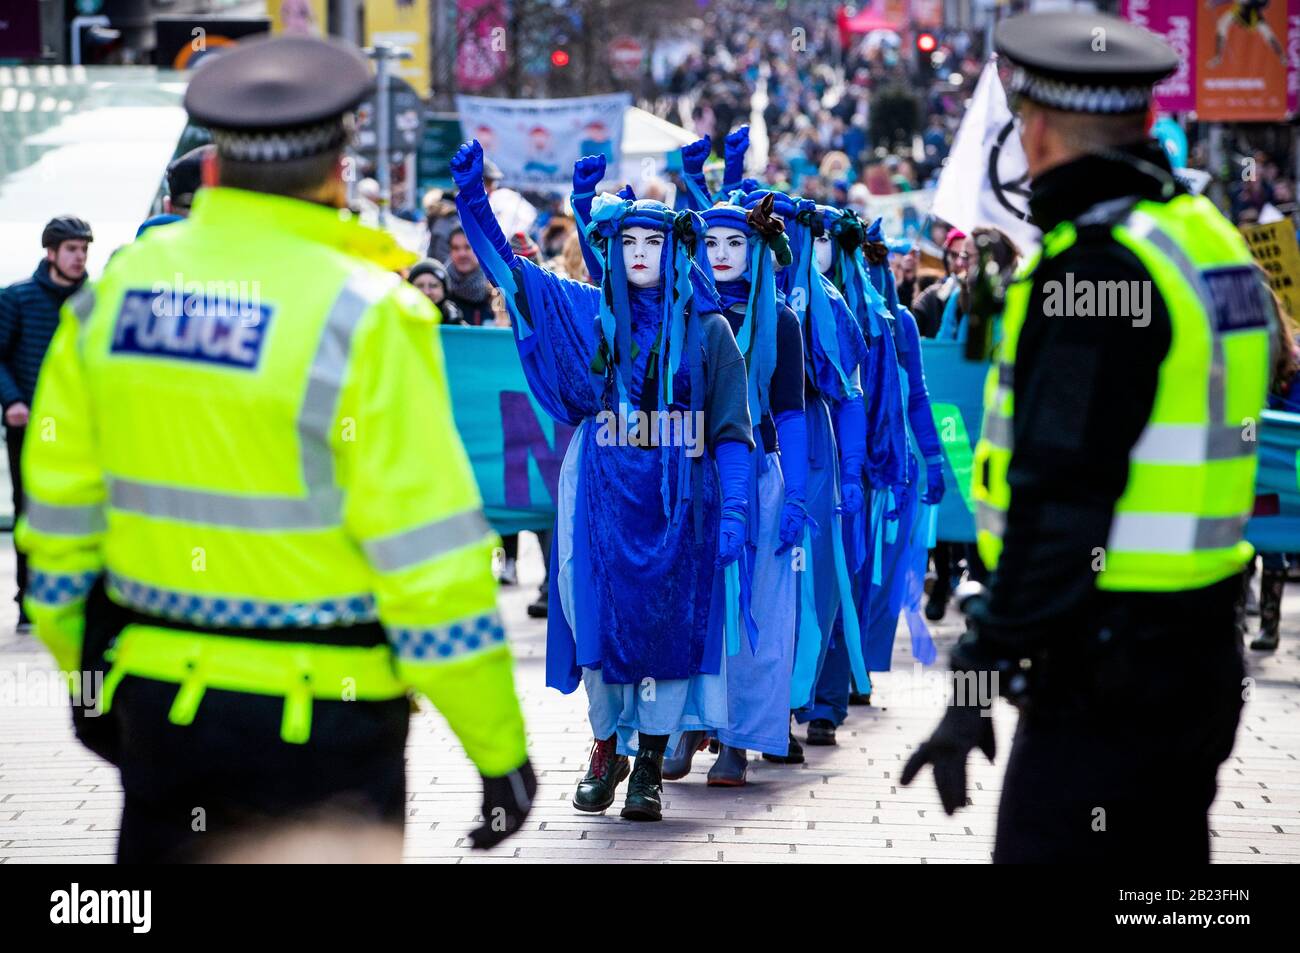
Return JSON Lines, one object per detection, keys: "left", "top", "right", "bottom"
{"left": 916, "top": 33, "right": 937, "bottom": 54}
{"left": 551, "top": 49, "right": 570, "bottom": 67}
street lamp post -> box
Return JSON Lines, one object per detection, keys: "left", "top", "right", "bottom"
{"left": 365, "top": 42, "right": 413, "bottom": 226}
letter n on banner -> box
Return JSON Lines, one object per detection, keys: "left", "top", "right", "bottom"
{"left": 501, "top": 390, "right": 576, "bottom": 506}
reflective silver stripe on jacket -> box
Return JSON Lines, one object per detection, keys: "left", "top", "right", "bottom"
{"left": 1123, "top": 211, "right": 1227, "bottom": 434}
{"left": 1129, "top": 422, "right": 1250, "bottom": 464}
{"left": 363, "top": 509, "right": 494, "bottom": 574}
{"left": 110, "top": 479, "right": 334, "bottom": 530}
{"left": 69, "top": 286, "right": 96, "bottom": 325}
{"left": 24, "top": 497, "right": 106, "bottom": 536}
{"left": 1106, "top": 512, "right": 1247, "bottom": 554}
{"left": 976, "top": 500, "right": 1005, "bottom": 538}
{"left": 982, "top": 413, "right": 1012, "bottom": 451}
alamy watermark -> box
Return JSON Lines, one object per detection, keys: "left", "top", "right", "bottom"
{"left": 1043, "top": 273, "right": 1152, "bottom": 327}
{"left": 595, "top": 408, "right": 705, "bottom": 458}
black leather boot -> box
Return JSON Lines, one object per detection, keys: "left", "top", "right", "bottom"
{"left": 806, "top": 718, "right": 837, "bottom": 746}
{"left": 573, "top": 736, "right": 629, "bottom": 813}
{"left": 620, "top": 748, "right": 665, "bottom": 821}
{"left": 707, "top": 745, "right": 749, "bottom": 786}
{"left": 662, "top": 730, "right": 709, "bottom": 781}
{"left": 1251, "top": 568, "right": 1285, "bottom": 651}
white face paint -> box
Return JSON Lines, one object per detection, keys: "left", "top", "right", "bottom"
{"left": 621, "top": 226, "right": 664, "bottom": 288}
{"left": 814, "top": 233, "right": 834, "bottom": 275}
{"left": 704, "top": 227, "right": 748, "bottom": 282}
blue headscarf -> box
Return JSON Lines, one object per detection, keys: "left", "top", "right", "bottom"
{"left": 742, "top": 189, "right": 856, "bottom": 401}
{"left": 584, "top": 195, "right": 718, "bottom": 413}
{"left": 700, "top": 200, "right": 779, "bottom": 433}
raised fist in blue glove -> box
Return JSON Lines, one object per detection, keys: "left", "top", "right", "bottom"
{"left": 838, "top": 481, "right": 864, "bottom": 517}
{"left": 922, "top": 462, "right": 946, "bottom": 505}
{"left": 724, "top": 126, "right": 750, "bottom": 160}
{"left": 573, "top": 154, "right": 606, "bottom": 194}
{"left": 450, "top": 140, "right": 485, "bottom": 191}
{"left": 717, "top": 514, "right": 746, "bottom": 569}
{"left": 681, "top": 136, "right": 712, "bottom": 175}
{"left": 776, "top": 501, "right": 809, "bottom": 555}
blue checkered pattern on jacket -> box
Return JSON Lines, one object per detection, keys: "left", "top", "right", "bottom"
{"left": 107, "top": 572, "right": 377, "bottom": 629}
{"left": 389, "top": 612, "right": 507, "bottom": 661}
{"left": 28, "top": 570, "right": 98, "bottom": 607}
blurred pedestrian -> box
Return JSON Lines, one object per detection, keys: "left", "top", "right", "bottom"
{"left": 0, "top": 215, "right": 92, "bottom": 631}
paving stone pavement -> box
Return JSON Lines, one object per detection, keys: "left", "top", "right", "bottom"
{"left": 1, "top": 534, "right": 1298, "bottom": 863}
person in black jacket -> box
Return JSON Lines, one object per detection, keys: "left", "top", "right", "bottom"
{"left": 901, "top": 13, "right": 1270, "bottom": 863}
{"left": 0, "top": 216, "right": 93, "bottom": 630}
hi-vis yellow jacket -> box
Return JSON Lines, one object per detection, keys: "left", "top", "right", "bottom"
{"left": 17, "top": 187, "right": 527, "bottom": 775}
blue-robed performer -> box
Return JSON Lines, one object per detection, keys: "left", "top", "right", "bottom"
{"left": 681, "top": 187, "right": 866, "bottom": 761}
{"left": 652, "top": 138, "right": 809, "bottom": 784}
{"left": 801, "top": 205, "right": 914, "bottom": 737}
{"left": 684, "top": 131, "right": 872, "bottom": 755}
{"left": 450, "top": 140, "right": 755, "bottom": 823}
{"left": 858, "top": 219, "right": 947, "bottom": 673}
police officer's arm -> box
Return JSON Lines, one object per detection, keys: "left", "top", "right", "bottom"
{"left": 982, "top": 240, "right": 1171, "bottom": 654}
{"left": 0, "top": 286, "right": 25, "bottom": 409}
{"left": 338, "top": 281, "right": 527, "bottom": 777}
{"left": 14, "top": 293, "right": 106, "bottom": 671}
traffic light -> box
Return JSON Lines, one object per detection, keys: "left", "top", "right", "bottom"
{"left": 551, "top": 48, "right": 570, "bottom": 68}
{"left": 915, "top": 32, "right": 937, "bottom": 82}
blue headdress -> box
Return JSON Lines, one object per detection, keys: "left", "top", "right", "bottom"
{"left": 583, "top": 194, "right": 721, "bottom": 526}
{"left": 700, "top": 198, "right": 780, "bottom": 439}
{"left": 584, "top": 195, "right": 716, "bottom": 412}
{"left": 742, "top": 189, "right": 856, "bottom": 401}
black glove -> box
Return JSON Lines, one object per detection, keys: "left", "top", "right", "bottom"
{"left": 468, "top": 760, "right": 537, "bottom": 850}
{"left": 899, "top": 696, "right": 996, "bottom": 815}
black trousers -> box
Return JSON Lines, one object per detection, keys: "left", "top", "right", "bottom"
{"left": 5, "top": 424, "right": 25, "bottom": 608}
{"left": 111, "top": 676, "right": 409, "bottom": 863}
{"left": 993, "top": 577, "right": 1244, "bottom": 863}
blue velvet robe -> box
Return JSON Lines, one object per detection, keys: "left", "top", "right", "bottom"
{"left": 506, "top": 259, "right": 726, "bottom": 691}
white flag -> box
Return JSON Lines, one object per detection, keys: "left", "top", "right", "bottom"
{"left": 932, "top": 62, "right": 1040, "bottom": 255}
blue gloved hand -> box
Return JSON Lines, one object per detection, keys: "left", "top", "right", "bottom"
{"left": 776, "top": 501, "right": 809, "bottom": 555}
{"left": 838, "top": 481, "right": 864, "bottom": 517}
{"left": 724, "top": 126, "right": 750, "bottom": 186}
{"left": 681, "top": 136, "right": 712, "bottom": 175}
{"left": 616, "top": 183, "right": 637, "bottom": 201}
{"left": 885, "top": 483, "right": 910, "bottom": 522}
{"left": 922, "top": 461, "right": 946, "bottom": 505}
{"left": 573, "top": 154, "right": 606, "bottom": 195}
{"left": 450, "top": 140, "right": 486, "bottom": 192}
{"left": 717, "top": 513, "right": 746, "bottom": 568}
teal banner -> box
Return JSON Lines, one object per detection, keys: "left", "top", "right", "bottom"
{"left": 921, "top": 341, "right": 990, "bottom": 544}
{"left": 442, "top": 328, "right": 992, "bottom": 541}
{"left": 441, "top": 326, "right": 575, "bottom": 536}
{"left": 1245, "top": 410, "right": 1300, "bottom": 554}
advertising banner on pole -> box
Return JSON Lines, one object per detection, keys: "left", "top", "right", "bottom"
{"left": 1197, "top": 0, "right": 1289, "bottom": 120}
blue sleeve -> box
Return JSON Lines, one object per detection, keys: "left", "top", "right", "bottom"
{"left": 834, "top": 394, "right": 866, "bottom": 485}
{"left": 898, "top": 307, "right": 943, "bottom": 462}
{"left": 0, "top": 287, "right": 23, "bottom": 408}
{"left": 681, "top": 169, "right": 712, "bottom": 210}
{"left": 723, "top": 142, "right": 747, "bottom": 194}
{"left": 454, "top": 185, "right": 514, "bottom": 270}
{"left": 774, "top": 409, "right": 808, "bottom": 504}
{"left": 715, "top": 439, "right": 751, "bottom": 521}
{"left": 569, "top": 190, "right": 604, "bottom": 284}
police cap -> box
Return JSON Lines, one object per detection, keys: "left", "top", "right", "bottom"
{"left": 184, "top": 36, "right": 373, "bottom": 163}
{"left": 995, "top": 12, "right": 1178, "bottom": 115}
